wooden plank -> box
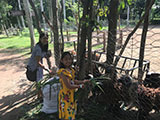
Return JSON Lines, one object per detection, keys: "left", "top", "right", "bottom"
{"left": 92, "top": 42, "right": 104, "bottom": 47}
{"left": 120, "top": 58, "right": 127, "bottom": 73}
{"left": 64, "top": 39, "right": 77, "bottom": 43}
{"left": 130, "top": 60, "right": 137, "bottom": 76}
{"left": 10, "top": 10, "right": 25, "bottom": 16}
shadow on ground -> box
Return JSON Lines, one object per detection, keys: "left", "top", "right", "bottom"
{"left": 0, "top": 84, "right": 36, "bottom": 120}
{"left": 0, "top": 47, "right": 30, "bottom": 55}
{"left": 0, "top": 80, "right": 58, "bottom": 120}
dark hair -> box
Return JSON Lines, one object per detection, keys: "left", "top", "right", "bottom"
{"left": 39, "top": 32, "right": 48, "bottom": 39}
{"left": 37, "top": 32, "right": 49, "bottom": 52}
{"left": 59, "top": 52, "right": 73, "bottom": 68}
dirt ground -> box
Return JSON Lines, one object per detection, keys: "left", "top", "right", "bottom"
{"left": 0, "top": 48, "right": 57, "bottom": 120}
{"left": 0, "top": 48, "right": 35, "bottom": 120}
{"left": 0, "top": 49, "right": 32, "bottom": 120}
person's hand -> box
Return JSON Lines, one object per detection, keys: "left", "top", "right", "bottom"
{"left": 44, "top": 67, "right": 53, "bottom": 74}
{"left": 51, "top": 66, "right": 57, "bottom": 74}
{"left": 74, "top": 65, "right": 79, "bottom": 72}
{"left": 83, "top": 80, "right": 90, "bottom": 84}
{"left": 48, "top": 69, "right": 53, "bottom": 74}
{"left": 79, "top": 84, "right": 85, "bottom": 89}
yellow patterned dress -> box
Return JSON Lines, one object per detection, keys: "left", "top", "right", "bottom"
{"left": 57, "top": 68, "right": 77, "bottom": 120}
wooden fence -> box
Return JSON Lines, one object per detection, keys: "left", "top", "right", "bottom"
{"left": 63, "top": 30, "right": 123, "bottom": 52}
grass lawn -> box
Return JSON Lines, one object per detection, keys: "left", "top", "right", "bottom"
{"left": 0, "top": 29, "right": 39, "bottom": 54}
{"left": 0, "top": 29, "right": 58, "bottom": 56}
{"left": 0, "top": 29, "right": 78, "bottom": 55}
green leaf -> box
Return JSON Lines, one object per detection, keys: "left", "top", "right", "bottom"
{"left": 120, "top": 1, "right": 125, "bottom": 9}
{"left": 127, "top": 0, "right": 133, "bottom": 5}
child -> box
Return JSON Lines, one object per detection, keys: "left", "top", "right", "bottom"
{"left": 57, "top": 52, "right": 89, "bottom": 120}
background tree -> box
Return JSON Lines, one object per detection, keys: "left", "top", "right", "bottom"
{"left": 17, "top": 0, "right": 26, "bottom": 29}
{"left": 150, "top": 0, "right": 160, "bottom": 24}
{"left": 0, "top": 0, "right": 12, "bottom": 37}
{"left": 132, "top": 0, "right": 145, "bottom": 20}
{"left": 59, "top": 0, "right": 64, "bottom": 53}
{"left": 52, "top": 0, "right": 61, "bottom": 66}
{"left": 77, "top": 0, "right": 89, "bottom": 80}
{"left": 138, "top": 0, "right": 153, "bottom": 81}
{"left": 77, "top": 0, "right": 97, "bottom": 80}
{"left": 106, "top": 0, "right": 119, "bottom": 66}
{"left": 23, "top": 0, "right": 35, "bottom": 52}
{"left": 28, "top": 0, "right": 42, "bottom": 34}
{"left": 65, "top": 0, "right": 83, "bottom": 30}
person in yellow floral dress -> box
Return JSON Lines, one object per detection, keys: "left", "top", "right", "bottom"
{"left": 57, "top": 52, "right": 89, "bottom": 120}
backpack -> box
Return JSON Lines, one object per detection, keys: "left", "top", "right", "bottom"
{"left": 26, "top": 66, "right": 37, "bottom": 82}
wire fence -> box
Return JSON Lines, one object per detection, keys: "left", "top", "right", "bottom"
{"left": 119, "top": 25, "right": 160, "bottom": 73}
{"left": 95, "top": 25, "right": 160, "bottom": 120}
{"left": 95, "top": 25, "right": 160, "bottom": 77}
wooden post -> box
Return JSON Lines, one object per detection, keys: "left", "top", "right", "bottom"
{"left": 97, "top": 30, "right": 100, "bottom": 43}
{"left": 73, "top": 41, "right": 76, "bottom": 51}
{"left": 103, "top": 32, "right": 106, "bottom": 52}
{"left": 66, "top": 30, "right": 70, "bottom": 41}
{"left": 119, "top": 30, "right": 123, "bottom": 47}
{"left": 138, "top": 0, "right": 151, "bottom": 82}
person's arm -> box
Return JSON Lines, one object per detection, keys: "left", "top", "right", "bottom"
{"left": 36, "top": 56, "right": 44, "bottom": 68}
{"left": 46, "top": 58, "right": 52, "bottom": 69}
{"left": 75, "top": 79, "right": 90, "bottom": 85}
{"left": 35, "top": 56, "right": 51, "bottom": 73}
{"left": 46, "top": 57, "right": 52, "bottom": 69}
{"left": 45, "top": 50, "right": 52, "bottom": 69}
{"left": 60, "top": 72, "right": 83, "bottom": 89}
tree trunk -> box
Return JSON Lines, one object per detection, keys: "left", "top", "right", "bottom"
{"left": 40, "top": 0, "right": 46, "bottom": 30}
{"left": 62, "top": 0, "right": 66, "bottom": 30}
{"left": 18, "top": 0, "right": 26, "bottom": 28}
{"left": 106, "top": 0, "right": 119, "bottom": 65}
{"left": 76, "top": 0, "right": 81, "bottom": 66}
{"left": 16, "top": 16, "right": 22, "bottom": 30}
{"left": 77, "top": 0, "right": 89, "bottom": 80}
{"left": 87, "top": 1, "right": 95, "bottom": 76}
{"left": 77, "top": 1, "right": 95, "bottom": 113}
{"left": 52, "top": 0, "right": 61, "bottom": 66}
{"left": 60, "top": 0, "right": 64, "bottom": 53}
{"left": 127, "top": 5, "right": 130, "bottom": 26}
{"left": 28, "top": 0, "right": 42, "bottom": 34}
{"left": 48, "top": 0, "right": 54, "bottom": 44}
{"left": 23, "top": 0, "right": 35, "bottom": 52}
{"left": 62, "top": 0, "right": 66, "bottom": 21}
{"left": 2, "top": 24, "right": 9, "bottom": 37}
{"left": 138, "top": 0, "right": 151, "bottom": 81}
